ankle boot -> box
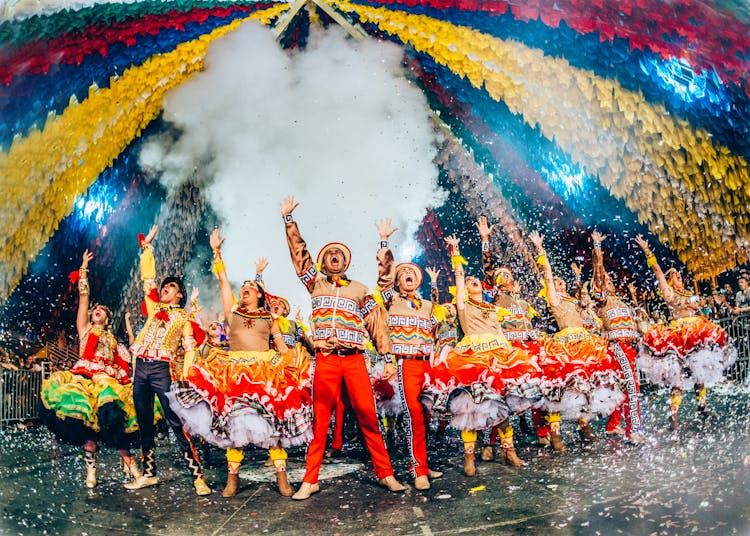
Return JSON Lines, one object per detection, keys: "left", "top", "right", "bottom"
{"left": 84, "top": 451, "right": 97, "bottom": 488}
{"left": 481, "top": 445, "right": 494, "bottom": 461}
{"left": 276, "top": 465, "right": 292, "bottom": 497}
{"left": 124, "top": 450, "right": 158, "bottom": 490}
{"left": 499, "top": 428, "right": 524, "bottom": 467}
{"left": 194, "top": 476, "right": 212, "bottom": 496}
{"left": 222, "top": 472, "right": 239, "bottom": 498}
{"left": 463, "top": 443, "right": 476, "bottom": 476}
{"left": 577, "top": 419, "right": 599, "bottom": 443}
{"left": 549, "top": 421, "right": 566, "bottom": 452}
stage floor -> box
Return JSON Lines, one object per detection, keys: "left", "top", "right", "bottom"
{"left": 2, "top": 386, "right": 750, "bottom": 535}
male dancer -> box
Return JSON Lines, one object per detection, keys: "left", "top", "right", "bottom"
{"left": 589, "top": 232, "right": 644, "bottom": 444}
{"left": 125, "top": 225, "right": 210, "bottom": 495}
{"left": 281, "top": 196, "right": 405, "bottom": 500}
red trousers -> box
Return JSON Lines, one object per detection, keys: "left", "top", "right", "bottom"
{"left": 532, "top": 408, "right": 550, "bottom": 437}
{"left": 330, "top": 383, "right": 349, "bottom": 451}
{"left": 302, "top": 352, "right": 394, "bottom": 484}
{"left": 606, "top": 340, "right": 641, "bottom": 435}
{"left": 398, "top": 358, "right": 431, "bottom": 478}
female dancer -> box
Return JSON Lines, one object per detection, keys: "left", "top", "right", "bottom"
{"left": 432, "top": 236, "right": 538, "bottom": 475}
{"left": 40, "top": 250, "right": 140, "bottom": 487}
{"left": 169, "top": 229, "right": 312, "bottom": 497}
{"left": 635, "top": 234, "right": 735, "bottom": 429}
{"left": 529, "top": 231, "right": 623, "bottom": 448}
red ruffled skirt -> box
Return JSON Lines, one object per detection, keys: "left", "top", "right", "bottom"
{"left": 169, "top": 345, "right": 312, "bottom": 449}
{"left": 639, "top": 316, "right": 735, "bottom": 388}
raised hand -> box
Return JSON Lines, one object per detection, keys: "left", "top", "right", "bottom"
{"left": 190, "top": 287, "right": 200, "bottom": 303}
{"left": 255, "top": 257, "right": 269, "bottom": 274}
{"left": 294, "top": 306, "right": 304, "bottom": 324}
{"left": 445, "top": 235, "right": 460, "bottom": 251}
{"left": 281, "top": 195, "right": 300, "bottom": 216}
{"left": 81, "top": 250, "right": 94, "bottom": 269}
{"left": 528, "top": 230, "right": 544, "bottom": 249}
{"left": 425, "top": 267, "right": 440, "bottom": 282}
{"left": 210, "top": 228, "right": 225, "bottom": 251}
{"left": 634, "top": 234, "right": 650, "bottom": 251}
{"left": 570, "top": 262, "right": 582, "bottom": 278}
{"left": 375, "top": 218, "right": 398, "bottom": 241}
{"left": 591, "top": 230, "right": 608, "bottom": 244}
{"left": 474, "top": 216, "right": 494, "bottom": 240}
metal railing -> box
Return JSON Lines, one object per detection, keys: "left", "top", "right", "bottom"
{"left": 717, "top": 312, "right": 750, "bottom": 383}
{"left": 0, "top": 363, "right": 49, "bottom": 429}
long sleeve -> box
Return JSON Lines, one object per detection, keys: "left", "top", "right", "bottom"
{"left": 481, "top": 239, "right": 496, "bottom": 286}
{"left": 376, "top": 246, "right": 396, "bottom": 306}
{"left": 285, "top": 221, "right": 317, "bottom": 294}
{"left": 140, "top": 245, "right": 158, "bottom": 317}
{"left": 362, "top": 298, "right": 392, "bottom": 355}
{"left": 591, "top": 244, "right": 608, "bottom": 305}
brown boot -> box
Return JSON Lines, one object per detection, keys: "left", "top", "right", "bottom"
{"left": 549, "top": 421, "right": 566, "bottom": 452}
{"left": 276, "top": 469, "right": 293, "bottom": 497}
{"left": 499, "top": 427, "right": 524, "bottom": 467}
{"left": 481, "top": 445, "right": 494, "bottom": 461}
{"left": 577, "top": 419, "right": 599, "bottom": 443}
{"left": 501, "top": 447, "right": 524, "bottom": 467}
{"left": 222, "top": 472, "right": 239, "bottom": 497}
{"left": 463, "top": 443, "right": 476, "bottom": 477}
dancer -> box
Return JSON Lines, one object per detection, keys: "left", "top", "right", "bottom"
{"left": 376, "top": 218, "right": 444, "bottom": 490}
{"left": 590, "top": 232, "right": 644, "bottom": 444}
{"left": 124, "top": 226, "right": 211, "bottom": 495}
{"left": 435, "top": 236, "right": 538, "bottom": 475}
{"left": 529, "top": 231, "right": 622, "bottom": 448}
{"left": 476, "top": 216, "right": 542, "bottom": 455}
{"left": 170, "top": 229, "right": 312, "bottom": 497}
{"left": 635, "top": 235, "right": 735, "bottom": 429}
{"left": 40, "top": 250, "right": 140, "bottom": 488}
{"left": 281, "top": 195, "right": 405, "bottom": 500}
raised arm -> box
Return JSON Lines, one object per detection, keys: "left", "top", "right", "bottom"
{"left": 375, "top": 218, "right": 398, "bottom": 305}
{"left": 139, "top": 225, "right": 159, "bottom": 317}
{"left": 529, "top": 231, "right": 560, "bottom": 307}
{"left": 189, "top": 288, "right": 203, "bottom": 326}
{"left": 124, "top": 312, "right": 135, "bottom": 346}
{"left": 255, "top": 257, "right": 269, "bottom": 284}
{"left": 210, "top": 228, "right": 235, "bottom": 320}
{"left": 281, "top": 196, "right": 317, "bottom": 294}
{"left": 590, "top": 231, "right": 609, "bottom": 304}
{"left": 475, "top": 216, "right": 497, "bottom": 286}
{"left": 426, "top": 267, "right": 440, "bottom": 303}
{"left": 76, "top": 250, "right": 94, "bottom": 337}
{"left": 635, "top": 234, "right": 673, "bottom": 303}
{"left": 445, "top": 235, "right": 465, "bottom": 310}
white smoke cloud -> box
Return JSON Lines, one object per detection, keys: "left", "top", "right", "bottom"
{"left": 140, "top": 21, "right": 445, "bottom": 317}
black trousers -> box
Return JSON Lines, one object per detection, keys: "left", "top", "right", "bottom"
{"left": 133, "top": 359, "right": 203, "bottom": 478}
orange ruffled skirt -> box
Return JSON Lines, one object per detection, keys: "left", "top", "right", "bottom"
{"left": 169, "top": 345, "right": 312, "bottom": 449}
